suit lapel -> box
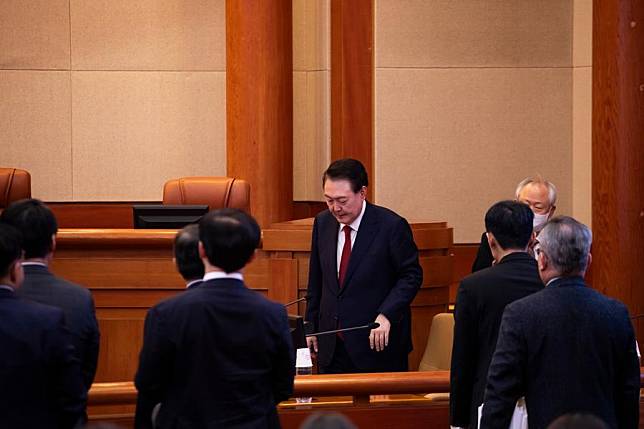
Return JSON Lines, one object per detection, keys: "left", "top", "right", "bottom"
{"left": 340, "top": 203, "right": 379, "bottom": 293}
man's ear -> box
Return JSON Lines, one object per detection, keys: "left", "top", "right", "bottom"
{"left": 50, "top": 234, "right": 57, "bottom": 253}
{"left": 198, "top": 241, "right": 206, "bottom": 260}
{"left": 486, "top": 232, "right": 496, "bottom": 249}
{"left": 360, "top": 186, "right": 367, "bottom": 199}
{"left": 549, "top": 205, "right": 556, "bottom": 218}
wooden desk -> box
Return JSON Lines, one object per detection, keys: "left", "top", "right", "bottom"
{"left": 52, "top": 220, "right": 452, "bottom": 383}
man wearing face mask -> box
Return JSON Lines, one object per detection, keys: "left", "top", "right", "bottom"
{"left": 471, "top": 176, "right": 557, "bottom": 272}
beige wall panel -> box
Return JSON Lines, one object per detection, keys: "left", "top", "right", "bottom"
{"left": 375, "top": 68, "right": 572, "bottom": 243}
{"left": 0, "top": 0, "right": 70, "bottom": 70}
{"left": 293, "top": 71, "right": 330, "bottom": 201}
{"left": 573, "top": 0, "right": 592, "bottom": 67}
{"left": 293, "top": 0, "right": 330, "bottom": 71}
{"left": 71, "top": 71, "right": 226, "bottom": 201}
{"left": 0, "top": 71, "right": 72, "bottom": 200}
{"left": 375, "top": 0, "right": 572, "bottom": 68}
{"left": 70, "top": 0, "right": 225, "bottom": 71}
{"left": 572, "top": 67, "right": 592, "bottom": 226}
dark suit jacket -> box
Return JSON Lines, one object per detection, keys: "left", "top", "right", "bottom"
{"left": 18, "top": 264, "right": 100, "bottom": 391}
{"left": 0, "top": 288, "right": 86, "bottom": 428}
{"left": 450, "top": 252, "right": 543, "bottom": 428}
{"left": 135, "top": 278, "right": 295, "bottom": 429}
{"left": 481, "top": 277, "right": 640, "bottom": 429}
{"left": 305, "top": 202, "right": 423, "bottom": 371}
{"left": 471, "top": 232, "right": 493, "bottom": 273}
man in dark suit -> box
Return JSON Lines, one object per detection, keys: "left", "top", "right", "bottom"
{"left": 135, "top": 209, "right": 295, "bottom": 428}
{"left": 480, "top": 216, "right": 640, "bottom": 429}
{"left": 450, "top": 200, "right": 544, "bottom": 429}
{"left": 173, "top": 224, "right": 204, "bottom": 289}
{"left": 0, "top": 223, "right": 86, "bottom": 428}
{"left": 471, "top": 176, "right": 557, "bottom": 272}
{"left": 305, "top": 158, "right": 423, "bottom": 373}
{"left": 1, "top": 199, "right": 100, "bottom": 393}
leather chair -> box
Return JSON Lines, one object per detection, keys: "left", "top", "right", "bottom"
{"left": 162, "top": 177, "right": 250, "bottom": 213}
{"left": 0, "top": 168, "right": 31, "bottom": 209}
{"left": 418, "top": 312, "right": 454, "bottom": 401}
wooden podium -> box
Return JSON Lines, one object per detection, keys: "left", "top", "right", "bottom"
{"left": 52, "top": 219, "right": 453, "bottom": 384}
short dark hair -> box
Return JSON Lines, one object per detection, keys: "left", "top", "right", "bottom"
{"left": 198, "top": 208, "right": 260, "bottom": 273}
{"left": 322, "top": 158, "right": 369, "bottom": 193}
{"left": 546, "top": 413, "right": 609, "bottom": 429}
{"left": 484, "top": 200, "right": 534, "bottom": 250}
{"left": 174, "top": 224, "right": 205, "bottom": 281}
{"left": 0, "top": 199, "right": 58, "bottom": 259}
{"left": 0, "top": 224, "right": 22, "bottom": 278}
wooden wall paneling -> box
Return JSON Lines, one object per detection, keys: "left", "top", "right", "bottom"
{"left": 592, "top": 0, "right": 644, "bottom": 338}
{"left": 226, "top": 0, "right": 294, "bottom": 227}
{"left": 330, "top": 0, "right": 374, "bottom": 200}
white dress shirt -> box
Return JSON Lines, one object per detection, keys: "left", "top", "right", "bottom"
{"left": 336, "top": 200, "right": 367, "bottom": 276}
{"left": 202, "top": 271, "right": 244, "bottom": 282}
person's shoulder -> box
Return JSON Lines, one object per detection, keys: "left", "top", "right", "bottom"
{"left": 50, "top": 275, "right": 93, "bottom": 300}
{"left": 14, "top": 297, "right": 65, "bottom": 325}
{"left": 368, "top": 203, "right": 404, "bottom": 221}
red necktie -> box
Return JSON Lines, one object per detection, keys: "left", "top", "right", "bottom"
{"left": 338, "top": 225, "right": 352, "bottom": 287}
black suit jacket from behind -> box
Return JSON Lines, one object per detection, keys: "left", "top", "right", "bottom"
{"left": 305, "top": 202, "right": 423, "bottom": 371}
{"left": 0, "top": 289, "right": 86, "bottom": 429}
{"left": 135, "top": 278, "right": 295, "bottom": 429}
{"left": 18, "top": 264, "right": 100, "bottom": 392}
{"left": 450, "top": 252, "right": 543, "bottom": 428}
{"left": 481, "top": 277, "right": 640, "bottom": 429}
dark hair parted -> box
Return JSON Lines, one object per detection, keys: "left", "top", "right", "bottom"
{"left": 485, "top": 200, "right": 534, "bottom": 250}
{"left": 198, "top": 208, "right": 261, "bottom": 273}
{"left": 322, "top": 158, "right": 369, "bottom": 193}
{"left": 0, "top": 224, "right": 22, "bottom": 278}
{"left": 0, "top": 199, "right": 57, "bottom": 259}
{"left": 174, "top": 224, "right": 205, "bottom": 281}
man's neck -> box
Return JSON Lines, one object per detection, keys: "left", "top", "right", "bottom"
{"left": 494, "top": 248, "right": 527, "bottom": 263}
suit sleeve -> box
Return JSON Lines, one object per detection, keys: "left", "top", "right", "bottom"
{"left": 450, "top": 283, "right": 477, "bottom": 427}
{"left": 479, "top": 304, "right": 526, "bottom": 429}
{"left": 134, "top": 306, "right": 173, "bottom": 429}
{"left": 305, "top": 216, "right": 322, "bottom": 332}
{"left": 270, "top": 306, "right": 296, "bottom": 404}
{"left": 615, "top": 306, "right": 640, "bottom": 429}
{"left": 377, "top": 217, "right": 422, "bottom": 321}
{"left": 47, "top": 311, "right": 86, "bottom": 429}
{"left": 471, "top": 232, "right": 493, "bottom": 273}
{"left": 81, "top": 292, "right": 100, "bottom": 391}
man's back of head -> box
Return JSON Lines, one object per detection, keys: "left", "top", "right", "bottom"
{"left": 0, "top": 198, "right": 57, "bottom": 260}
{"left": 537, "top": 216, "right": 592, "bottom": 281}
{"left": 485, "top": 200, "right": 534, "bottom": 252}
{"left": 174, "top": 224, "right": 204, "bottom": 282}
{"left": 199, "top": 208, "right": 261, "bottom": 273}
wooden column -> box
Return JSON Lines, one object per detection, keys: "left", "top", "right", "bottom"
{"left": 226, "top": 0, "right": 293, "bottom": 227}
{"left": 592, "top": 1, "right": 644, "bottom": 337}
{"left": 331, "top": 0, "right": 374, "bottom": 199}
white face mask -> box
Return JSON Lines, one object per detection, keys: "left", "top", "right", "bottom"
{"left": 533, "top": 212, "right": 549, "bottom": 231}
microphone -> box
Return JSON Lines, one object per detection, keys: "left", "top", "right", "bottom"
{"left": 306, "top": 322, "right": 380, "bottom": 337}
{"left": 284, "top": 295, "right": 311, "bottom": 307}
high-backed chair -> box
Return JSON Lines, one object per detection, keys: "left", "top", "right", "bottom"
{"left": 162, "top": 177, "right": 250, "bottom": 213}
{"left": 0, "top": 168, "right": 31, "bottom": 209}
{"left": 418, "top": 312, "right": 455, "bottom": 401}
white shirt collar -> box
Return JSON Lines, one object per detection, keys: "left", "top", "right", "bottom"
{"left": 185, "top": 279, "right": 202, "bottom": 289}
{"left": 21, "top": 262, "right": 47, "bottom": 267}
{"left": 340, "top": 200, "right": 367, "bottom": 232}
{"left": 203, "top": 271, "right": 244, "bottom": 282}
{"left": 545, "top": 276, "right": 561, "bottom": 287}
{"left": 0, "top": 285, "right": 15, "bottom": 292}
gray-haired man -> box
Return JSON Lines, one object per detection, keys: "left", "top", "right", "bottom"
{"left": 480, "top": 216, "right": 640, "bottom": 429}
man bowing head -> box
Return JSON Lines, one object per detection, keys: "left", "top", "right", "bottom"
{"left": 305, "top": 158, "right": 422, "bottom": 373}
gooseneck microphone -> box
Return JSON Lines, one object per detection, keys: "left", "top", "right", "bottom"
{"left": 306, "top": 322, "right": 380, "bottom": 337}
{"left": 284, "top": 295, "right": 311, "bottom": 307}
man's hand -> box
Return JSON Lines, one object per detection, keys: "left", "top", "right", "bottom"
{"left": 306, "top": 335, "right": 318, "bottom": 356}
{"left": 370, "top": 314, "right": 391, "bottom": 352}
